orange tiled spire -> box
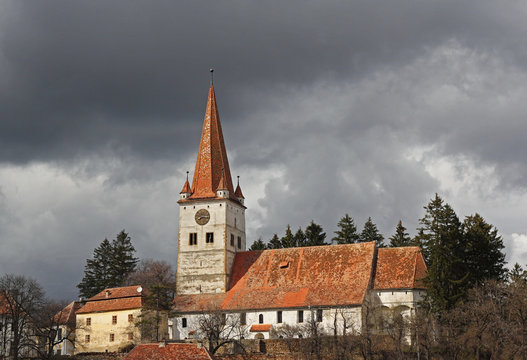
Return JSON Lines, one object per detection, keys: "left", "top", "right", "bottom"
{"left": 180, "top": 171, "right": 191, "bottom": 194}
{"left": 235, "top": 176, "right": 244, "bottom": 199}
{"left": 189, "top": 84, "right": 234, "bottom": 199}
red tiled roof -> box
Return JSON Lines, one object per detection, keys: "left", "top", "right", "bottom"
{"left": 250, "top": 324, "right": 272, "bottom": 332}
{"left": 76, "top": 285, "right": 144, "bottom": 314}
{"left": 374, "top": 247, "right": 427, "bottom": 290}
{"left": 234, "top": 184, "right": 244, "bottom": 199}
{"left": 188, "top": 85, "right": 235, "bottom": 200}
{"left": 123, "top": 343, "right": 214, "bottom": 360}
{"left": 180, "top": 179, "right": 192, "bottom": 194}
{"left": 55, "top": 301, "right": 83, "bottom": 325}
{"left": 174, "top": 243, "right": 377, "bottom": 312}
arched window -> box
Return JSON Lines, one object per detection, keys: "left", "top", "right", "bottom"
{"left": 259, "top": 314, "right": 264, "bottom": 324}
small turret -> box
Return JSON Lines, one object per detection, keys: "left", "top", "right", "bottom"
{"left": 216, "top": 168, "right": 229, "bottom": 198}
{"left": 180, "top": 171, "right": 192, "bottom": 200}
{"left": 234, "top": 176, "right": 245, "bottom": 205}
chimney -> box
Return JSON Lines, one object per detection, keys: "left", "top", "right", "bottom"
{"left": 105, "top": 290, "right": 110, "bottom": 298}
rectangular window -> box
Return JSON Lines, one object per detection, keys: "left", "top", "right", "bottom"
{"left": 128, "top": 333, "right": 133, "bottom": 340}
{"left": 86, "top": 318, "right": 91, "bottom": 326}
{"left": 112, "top": 315, "right": 117, "bottom": 324}
{"left": 237, "top": 236, "right": 242, "bottom": 249}
{"left": 240, "top": 313, "right": 246, "bottom": 325}
{"left": 85, "top": 335, "right": 90, "bottom": 343}
{"left": 189, "top": 232, "right": 197, "bottom": 245}
{"left": 109, "top": 333, "right": 115, "bottom": 342}
{"left": 206, "top": 232, "right": 214, "bottom": 243}
{"left": 57, "top": 328, "right": 63, "bottom": 340}
{"left": 277, "top": 311, "right": 283, "bottom": 323}
{"left": 298, "top": 310, "right": 304, "bottom": 323}
{"left": 128, "top": 314, "right": 134, "bottom": 323}
{"left": 231, "top": 234, "right": 234, "bottom": 246}
{"left": 182, "top": 318, "right": 187, "bottom": 328}
{"left": 221, "top": 313, "right": 226, "bottom": 325}
{"left": 316, "top": 309, "right": 323, "bottom": 322}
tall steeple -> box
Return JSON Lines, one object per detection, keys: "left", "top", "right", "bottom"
{"left": 188, "top": 82, "right": 235, "bottom": 200}
{"left": 176, "top": 74, "right": 247, "bottom": 296}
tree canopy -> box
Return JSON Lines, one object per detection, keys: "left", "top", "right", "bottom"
{"left": 389, "top": 220, "right": 412, "bottom": 247}
{"left": 77, "top": 230, "right": 138, "bottom": 299}
{"left": 359, "top": 217, "right": 385, "bottom": 247}
{"left": 332, "top": 214, "right": 359, "bottom": 244}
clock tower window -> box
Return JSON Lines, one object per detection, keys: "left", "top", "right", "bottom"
{"left": 189, "top": 233, "right": 197, "bottom": 246}
{"left": 206, "top": 232, "right": 214, "bottom": 243}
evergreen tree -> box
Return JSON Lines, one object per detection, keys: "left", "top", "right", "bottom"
{"left": 415, "top": 194, "right": 468, "bottom": 312}
{"left": 304, "top": 220, "right": 327, "bottom": 246}
{"left": 332, "top": 214, "right": 360, "bottom": 244}
{"left": 249, "top": 237, "right": 267, "bottom": 250}
{"left": 281, "top": 225, "right": 297, "bottom": 248}
{"left": 77, "top": 230, "right": 138, "bottom": 299}
{"left": 463, "top": 213, "right": 506, "bottom": 287}
{"left": 359, "top": 217, "right": 385, "bottom": 247}
{"left": 109, "top": 230, "right": 138, "bottom": 286}
{"left": 77, "top": 238, "right": 113, "bottom": 299}
{"left": 294, "top": 228, "right": 307, "bottom": 247}
{"left": 389, "top": 220, "right": 412, "bottom": 247}
{"left": 509, "top": 263, "right": 527, "bottom": 284}
{"left": 268, "top": 234, "right": 282, "bottom": 249}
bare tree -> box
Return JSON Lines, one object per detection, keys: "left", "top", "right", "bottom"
{"left": 384, "top": 311, "right": 409, "bottom": 360}
{"left": 0, "top": 274, "right": 45, "bottom": 360}
{"left": 127, "top": 260, "right": 177, "bottom": 342}
{"left": 126, "top": 259, "right": 177, "bottom": 292}
{"left": 31, "top": 300, "right": 79, "bottom": 359}
{"left": 196, "top": 310, "right": 248, "bottom": 354}
{"left": 328, "top": 309, "right": 359, "bottom": 360}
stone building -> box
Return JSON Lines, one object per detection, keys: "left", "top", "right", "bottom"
{"left": 75, "top": 286, "right": 145, "bottom": 353}
{"left": 170, "top": 81, "right": 427, "bottom": 341}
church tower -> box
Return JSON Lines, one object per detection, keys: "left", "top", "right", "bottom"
{"left": 176, "top": 77, "right": 246, "bottom": 295}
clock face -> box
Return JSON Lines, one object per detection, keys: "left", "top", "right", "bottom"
{"left": 195, "top": 209, "right": 210, "bottom": 225}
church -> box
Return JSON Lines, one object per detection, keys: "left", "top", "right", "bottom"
{"left": 169, "top": 77, "right": 427, "bottom": 341}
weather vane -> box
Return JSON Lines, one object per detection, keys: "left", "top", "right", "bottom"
{"left": 210, "top": 68, "right": 214, "bottom": 85}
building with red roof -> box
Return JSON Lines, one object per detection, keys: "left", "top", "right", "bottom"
{"left": 123, "top": 342, "right": 214, "bottom": 360}
{"left": 75, "top": 285, "right": 148, "bottom": 353}
{"left": 170, "top": 77, "right": 427, "bottom": 342}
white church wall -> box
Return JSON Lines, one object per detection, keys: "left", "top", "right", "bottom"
{"left": 170, "top": 307, "right": 363, "bottom": 341}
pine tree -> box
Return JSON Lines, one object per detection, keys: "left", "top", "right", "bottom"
{"left": 77, "top": 238, "right": 113, "bottom": 299}
{"left": 249, "top": 237, "right": 266, "bottom": 250}
{"left": 389, "top": 220, "right": 412, "bottom": 247}
{"left": 77, "top": 230, "right": 138, "bottom": 299}
{"left": 268, "top": 234, "right": 282, "bottom": 249}
{"left": 463, "top": 214, "right": 506, "bottom": 287}
{"left": 415, "top": 194, "right": 468, "bottom": 312}
{"left": 304, "top": 220, "right": 327, "bottom": 246}
{"left": 281, "top": 225, "right": 296, "bottom": 248}
{"left": 359, "top": 217, "right": 385, "bottom": 247}
{"left": 109, "top": 230, "right": 138, "bottom": 286}
{"left": 294, "top": 228, "right": 307, "bottom": 247}
{"left": 332, "top": 214, "right": 360, "bottom": 244}
{"left": 509, "top": 263, "right": 527, "bottom": 284}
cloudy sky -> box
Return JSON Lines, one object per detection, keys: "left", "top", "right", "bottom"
{"left": 1, "top": 0, "right": 527, "bottom": 300}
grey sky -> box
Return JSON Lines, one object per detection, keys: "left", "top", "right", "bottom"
{"left": 1, "top": 0, "right": 527, "bottom": 300}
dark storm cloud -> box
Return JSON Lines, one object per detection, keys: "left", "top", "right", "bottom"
{"left": 1, "top": 0, "right": 527, "bottom": 299}
{"left": 1, "top": 0, "right": 524, "bottom": 165}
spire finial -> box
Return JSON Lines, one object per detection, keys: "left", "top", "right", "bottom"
{"left": 237, "top": 175, "right": 240, "bottom": 186}
{"left": 186, "top": 171, "right": 189, "bottom": 181}
{"left": 210, "top": 68, "right": 214, "bottom": 85}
